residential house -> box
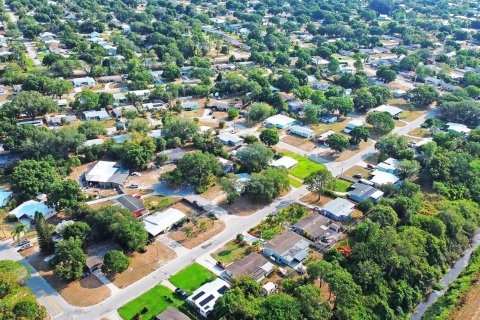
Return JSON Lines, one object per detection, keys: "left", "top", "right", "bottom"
{"left": 225, "top": 252, "right": 275, "bottom": 282}
{"left": 369, "top": 170, "right": 400, "bottom": 187}
{"left": 17, "top": 120, "right": 43, "bottom": 127}
{"left": 217, "top": 132, "right": 243, "bottom": 146}
{"left": 83, "top": 109, "right": 110, "bottom": 121}
{"left": 117, "top": 195, "right": 147, "bottom": 217}
{"left": 262, "top": 282, "right": 276, "bottom": 296}
{"left": 72, "top": 77, "right": 96, "bottom": 87}
{"left": 44, "top": 114, "right": 77, "bottom": 126}
{"left": 343, "top": 119, "right": 365, "bottom": 133}
{"left": 264, "top": 114, "right": 296, "bottom": 129}
{"left": 10, "top": 200, "right": 56, "bottom": 226}
{"left": 270, "top": 156, "right": 298, "bottom": 170}
{"left": 113, "top": 93, "right": 127, "bottom": 104}
{"left": 186, "top": 278, "right": 230, "bottom": 318}
{"left": 182, "top": 101, "right": 200, "bottom": 111}
{"left": 292, "top": 213, "right": 332, "bottom": 241}
{"left": 143, "top": 208, "right": 186, "bottom": 237}
{"left": 287, "top": 100, "right": 308, "bottom": 112}
{"left": 377, "top": 158, "right": 399, "bottom": 174}
{"left": 84, "top": 161, "right": 129, "bottom": 188}
{"left": 317, "top": 130, "right": 335, "bottom": 146}
{"left": 321, "top": 198, "right": 355, "bottom": 221}
{"left": 348, "top": 182, "right": 384, "bottom": 203}
{"left": 446, "top": 122, "right": 471, "bottom": 135}
{"left": 262, "top": 230, "right": 310, "bottom": 267}
{"left": 112, "top": 105, "right": 137, "bottom": 119}
{"left": 319, "top": 114, "right": 338, "bottom": 124}
{"left": 156, "top": 308, "right": 191, "bottom": 320}
{"left": 288, "top": 125, "right": 315, "bottom": 138}
{"left": 372, "top": 105, "right": 403, "bottom": 118}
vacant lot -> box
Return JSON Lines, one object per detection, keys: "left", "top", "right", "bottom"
{"left": 220, "top": 196, "right": 265, "bottom": 216}
{"left": 212, "top": 240, "right": 249, "bottom": 264}
{"left": 301, "top": 193, "right": 335, "bottom": 207}
{"left": 409, "top": 128, "right": 431, "bottom": 138}
{"left": 68, "top": 162, "right": 92, "bottom": 182}
{"left": 143, "top": 195, "right": 179, "bottom": 212}
{"left": 169, "top": 263, "right": 216, "bottom": 294}
{"left": 312, "top": 120, "right": 349, "bottom": 134}
{"left": 280, "top": 150, "right": 326, "bottom": 180}
{"left": 109, "top": 241, "right": 176, "bottom": 288}
{"left": 343, "top": 166, "right": 371, "bottom": 179}
{"left": 169, "top": 219, "right": 225, "bottom": 249}
{"left": 118, "top": 285, "right": 184, "bottom": 320}
{"left": 334, "top": 140, "right": 374, "bottom": 162}
{"left": 281, "top": 135, "right": 317, "bottom": 152}
{"left": 27, "top": 250, "right": 111, "bottom": 306}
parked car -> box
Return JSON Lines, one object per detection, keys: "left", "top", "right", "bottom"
{"left": 353, "top": 173, "right": 362, "bottom": 179}
{"left": 216, "top": 261, "right": 228, "bottom": 269}
{"left": 313, "top": 206, "right": 322, "bottom": 213}
{"left": 17, "top": 239, "right": 30, "bottom": 246}
{"left": 17, "top": 243, "right": 32, "bottom": 252}
{"left": 127, "top": 183, "right": 139, "bottom": 189}
{"left": 367, "top": 164, "right": 376, "bottom": 169}
{"left": 175, "top": 288, "right": 189, "bottom": 299}
{"left": 130, "top": 172, "right": 141, "bottom": 176}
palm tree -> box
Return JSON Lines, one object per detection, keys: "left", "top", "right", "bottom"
{"left": 13, "top": 223, "right": 27, "bottom": 241}
{"left": 184, "top": 227, "right": 194, "bottom": 238}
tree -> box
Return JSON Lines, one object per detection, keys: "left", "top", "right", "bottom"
{"left": 258, "top": 293, "right": 301, "bottom": 320}
{"left": 228, "top": 108, "right": 239, "bottom": 120}
{"left": 5, "top": 91, "right": 58, "bottom": 119}
{"left": 11, "top": 160, "right": 59, "bottom": 199}
{"left": 296, "top": 285, "right": 332, "bottom": 320}
{"left": 121, "top": 139, "right": 156, "bottom": 170}
{"left": 162, "top": 116, "right": 197, "bottom": 142}
{"left": 72, "top": 89, "right": 100, "bottom": 111}
{"left": 47, "top": 180, "right": 85, "bottom": 210}
{"left": 303, "top": 105, "right": 321, "bottom": 124}
{"left": 353, "top": 88, "right": 377, "bottom": 112}
{"left": 78, "top": 120, "right": 106, "bottom": 139}
{"left": 13, "top": 300, "right": 44, "bottom": 320}
{"left": 162, "top": 63, "right": 181, "bottom": 81}
{"left": 218, "top": 173, "right": 240, "bottom": 204}
{"left": 12, "top": 223, "right": 27, "bottom": 241}
{"left": 244, "top": 167, "right": 290, "bottom": 202}
{"left": 275, "top": 72, "right": 300, "bottom": 92}
{"left": 370, "top": 205, "right": 399, "bottom": 227}
{"left": 307, "top": 260, "right": 333, "bottom": 288}
{"left": 112, "top": 219, "right": 148, "bottom": 252}
{"left": 128, "top": 118, "right": 151, "bottom": 133}
{"left": 354, "top": 59, "right": 364, "bottom": 72}
{"left": 328, "top": 58, "right": 340, "bottom": 73}
{"left": 163, "top": 151, "right": 222, "bottom": 192}
{"left": 326, "top": 134, "right": 350, "bottom": 153}
{"left": 248, "top": 103, "right": 275, "bottom": 122}
{"left": 52, "top": 238, "right": 87, "bottom": 282}
{"left": 237, "top": 142, "right": 274, "bottom": 173}
{"left": 376, "top": 66, "right": 397, "bottom": 83}
{"left": 98, "top": 92, "right": 114, "bottom": 108}
{"left": 349, "top": 126, "right": 369, "bottom": 146}
{"left": 101, "top": 250, "right": 130, "bottom": 274}
{"left": 260, "top": 129, "right": 279, "bottom": 146}
{"left": 293, "top": 86, "right": 313, "bottom": 101}
{"left": 61, "top": 222, "right": 91, "bottom": 247}
{"left": 304, "top": 169, "right": 335, "bottom": 200}
{"left": 366, "top": 112, "right": 395, "bottom": 134}
{"left": 375, "top": 134, "right": 412, "bottom": 159}
{"left": 34, "top": 212, "right": 55, "bottom": 254}
{"left": 396, "top": 159, "right": 421, "bottom": 180}
{"left": 399, "top": 54, "right": 420, "bottom": 71}
{"left": 408, "top": 85, "right": 439, "bottom": 109}
{"left": 328, "top": 97, "right": 354, "bottom": 116}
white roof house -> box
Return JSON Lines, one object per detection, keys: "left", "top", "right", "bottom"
{"left": 84, "top": 161, "right": 129, "bottom": 187}
{"left": 83, "top": 108, "right": 110, "bottom": 121}
{"left": 377, "top": 158, "right": 399, "bottom": 173}
{"left": 288, "top": 125, "right": 315, "bottom": 138}
{"left": 446, "top": 122, "right": 471, "bottom": 135}
{"left": 84, "top": 138, "right": 104, "bottom": 147}
{"left": 321, "top": 198, "right": 355, "bottom": 221}
{"left": 143, "top": 208, "right": 186, "bottom": 237}
{"left": 112, "top": 105, "right": 137, "bottom": 118}
{"left": 72, "top": 77, "right": 96, "bottom": 87}
{"left": 217, "top": 132, "right": 243, "bottom": 146}
{"left": 10, "top": 200, "right": 56, "bottom": 220}
{"left": 369, "top": 170, "right": 400, "bottom": 187}
{"left": 270, "top": 156, "right": 298, "bottom": 170}
{"left": 344, "top": 119, "right": 365, "bottom": 133}
{"left": 372, "top": 105, "right": 403, "bottom": 117}
{"left": 187, "top": 278, "right": 230, "bottom": 318}
{"left": 264, "top": 114, "right": 296, "bottom": 129}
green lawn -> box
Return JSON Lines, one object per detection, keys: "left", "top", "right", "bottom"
{"left": 169, "top": 263, "right": 216, "bottom": 294}
{"left": 144, "top": 195, "right": 178, "bottom": 211}
{"left": 288, "top": 177, "right": 303, "bottom": 188}
{"left": 281, "top": 151, "right": 326, "bottom": 180}
{"left": 334, "top": 179, "right": 351, "bottom": 192}
{"left": 118, "top": 285, "right": 183, "bottom": 320}
{"left": 212, "top": 240, "right": 249, "bottom": 264}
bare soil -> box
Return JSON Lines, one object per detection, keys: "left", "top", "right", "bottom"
{"left": 108, "top": 240, "right": 176, "bottom": 288}
{"left": 333, "top": 140, "right": 373, "bottom": 162}
{"left": 68, "top": 162, "right": 92, "bottom": 182}
{"left": 300, "top": 193, "right": 335, "bottom": 207}
{"left": 343, "top": 166, "right": 372, "bottom": 179}
{"left": 169, "top": 219, "right": 225, "bottom": 249}
{"left": 448, "top": 278, "right": 480, "bottom": 320}
{"left": 27, "top": 248, "right": 111, "bottom": 306}
{"left": 220, "top": 196, "right": 266, "bottom": 216}
{"left": 281, "top": 135, "right": 317, "bottom": 152}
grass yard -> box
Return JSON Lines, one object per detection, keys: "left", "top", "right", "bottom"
{"left": 118, "top": 285, "right": 183, "bottom": 320}
{"left": 281, "top": 151, "right": 326, "bottom": 180}
{"left": 143, "top": 195, "right": 178, "bottom": 211}
{"left": 212, "top": 240, "right": 249, "bottom": 264}
{"left": 334, "top": 179, "right": 351, "bottom": 192}
{"left": 169, "top": 263, "right": 216, "bottom": 294}
{"left": 288, "top": 177, "right": 303, "bottom": 188}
